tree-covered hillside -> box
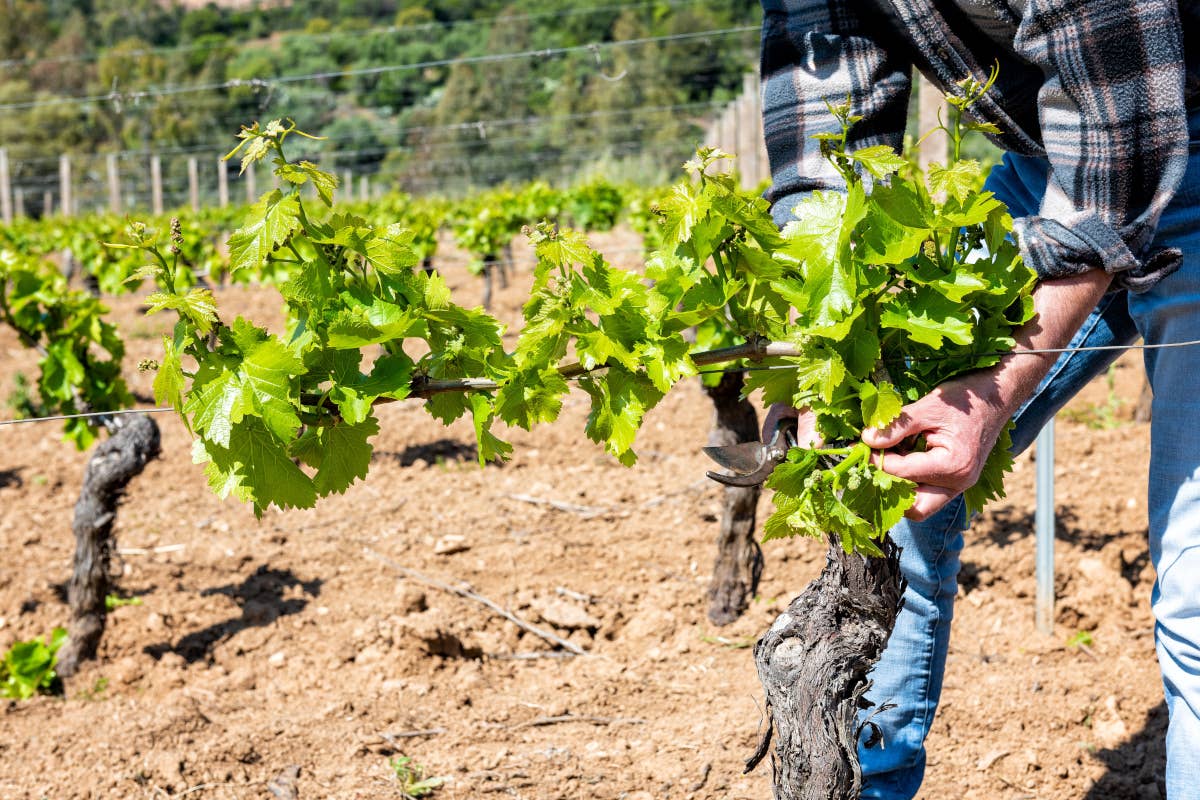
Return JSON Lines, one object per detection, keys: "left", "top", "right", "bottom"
{"left": 0, "top": 0, "right": 761, "bottom": 204}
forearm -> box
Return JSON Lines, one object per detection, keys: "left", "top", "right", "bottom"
{"left": 962, "top": 268, "right": 1114, "bottom": 416}
{"left": 770, "top": 270, "right": 1111, "bottom": 448}
{"left": 859, "top": 268, "right": 1113, "bottom": 520}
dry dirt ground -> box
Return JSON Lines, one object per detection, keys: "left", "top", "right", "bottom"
{"left": 0, "top": 229, "right": 1164, "bottom": 799}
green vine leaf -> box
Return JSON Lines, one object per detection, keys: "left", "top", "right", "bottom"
{"left": 311, "top": 415, "right": 380, "bottom": 496}
{"left": 860, "top": 382, "right": 904, "bottom": 430}
{"left": 228, "top": 189, "right": 301, "bottom": 274}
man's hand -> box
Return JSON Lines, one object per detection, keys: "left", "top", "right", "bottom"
{"left": 860, "top": 268, "right": 1113, "bottom": 522}
{"left": 862, "top": 372, "right": 1010, "bottom": 521}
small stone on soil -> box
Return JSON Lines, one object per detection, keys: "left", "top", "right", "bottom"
{"left": 534, "top": 597, "right": 599, "bottom": 631}
{"left": 159, "top": 652, "right": 185, "bottom": 670}
{"left": 434, "top": 535, "right": 470, "bottom": 555}
{"left": 394, "top": 585, "right": 427, "bottom": 614}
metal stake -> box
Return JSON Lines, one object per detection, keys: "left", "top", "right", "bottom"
{"left": 1035, "top": 418, "right": 1056, "bottom": 634}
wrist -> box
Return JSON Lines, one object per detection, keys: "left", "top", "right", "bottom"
{"left": 969, "top": 268, "right": 1113, "bottom": 417}
{"left": 958, "top": 360, "right": 1037, "bottom": 422}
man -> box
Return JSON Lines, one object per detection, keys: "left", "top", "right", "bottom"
{"left": 758, "top": 1, "right": 1199, "bottom": 797}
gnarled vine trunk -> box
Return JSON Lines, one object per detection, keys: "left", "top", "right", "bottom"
{"left": 57, "top": 413, "right": 161, "bottom": 677}
{"left": 481, "top": 255, "right": 498, "bottom": 311}
{"left": 500, "top": 241, "right": 514, "bottom": 289}
{"left": 702, "top": 372, "right": 763, "bottom": 626}
{"left": 747, "top": 534, "right": 905, "bottom": 800}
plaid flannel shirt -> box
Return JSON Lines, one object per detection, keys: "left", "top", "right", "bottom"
{"left": 760, "top": 0, "right": 1198, "bottom": 291}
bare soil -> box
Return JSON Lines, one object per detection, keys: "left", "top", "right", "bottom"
{"left": 0, "top": 230, "right": 1163, "bottom": 799}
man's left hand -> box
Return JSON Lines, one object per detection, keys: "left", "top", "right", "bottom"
{"left": 862, "top": 371, "right": 1011, "bottom": 521}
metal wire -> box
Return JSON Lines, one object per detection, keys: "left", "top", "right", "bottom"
{"left": 10, "top": 99, "right": 727, "bottom": 165}
{"left": 0, "top": 0, "right": 717, "bottom": 71}
{"left": 3, "top": 337, "right": 1197, "bottom": 429}
{"left": 0, "top": 407, "right": 177, "bottom": 427}
{"left": 0, "top": 26, "right": 757, "bottom": 113}
{"left": 692, "top": 337, "right": 1200, "bottom": 375}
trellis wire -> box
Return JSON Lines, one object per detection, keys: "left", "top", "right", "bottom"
{"left": 0, "top": 0, "right": 720, "bottom": 72}
{"left": 1, "top": 338, "right": 1192, "bottom": 428}
{"left": 0, "top": 26, "right": 757, "bottom": 113}
{"left": 0, "top": 407, "right": 176, "bottom": 426}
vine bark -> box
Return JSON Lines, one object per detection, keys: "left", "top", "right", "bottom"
{"left": 702, "top": 372, "right": 763, "bottom": 626}
{"left": 480, "top": 254, "right": 498, "bottom": 311}
{"left": 57, "top": 413, "right": 161, "bottom": 677}
{"left": 747, "top": 534, "right": 905, "bottom": 800}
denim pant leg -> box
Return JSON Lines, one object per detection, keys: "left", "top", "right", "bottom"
{"left": 1126, "top": 126, "right": 1200, "bottom": 796}
{"left": 858, "top": 149, "right": 1141, "bottom": 799}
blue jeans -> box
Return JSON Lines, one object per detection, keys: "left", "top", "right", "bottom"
{"left": 859, "top": 116, "right": 1200, "bottom": 798}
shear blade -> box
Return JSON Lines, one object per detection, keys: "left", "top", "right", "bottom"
{"left": 702, "top": 420, "right": 798, "bottom": 487}
{"left": 706, "top": 464, "right": 775, "bottom": 487}
{"left": 702, "top": 441, "right": 770, "bottom": 473}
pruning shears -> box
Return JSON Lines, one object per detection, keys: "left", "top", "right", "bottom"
{"left": 703, "top": 418, "right": 799, "bottom": 487}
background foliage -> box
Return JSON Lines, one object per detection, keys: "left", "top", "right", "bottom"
{"left": 0, "top": 0, "right": 760, "bottom": 203}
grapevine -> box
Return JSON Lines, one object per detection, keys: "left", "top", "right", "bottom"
{"left": 449, "top": 187, "right": 525, "bottom": 308}
{"left": 0, "top": 223, "right": 162, "bottom": 680}
{"left": 133, "top": 79, "right": 1033, "bottom": 556}
{"left": 0, "top": 249, "right": 131, "bottom": 448}
{"left": 563, "top": 178, "right": 625, "bottom": 232}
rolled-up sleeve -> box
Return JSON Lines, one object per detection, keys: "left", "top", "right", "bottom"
{"left": 760, "top": 0, "right": 912, "bottom": 227}
{"left": 1012, "top": 0, "right": 1190, "bottom": 292}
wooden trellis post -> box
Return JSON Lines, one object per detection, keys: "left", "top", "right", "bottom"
{"left": 188, "top": 157, "right": 200, "bottom": 212}
{"left": 150, "top": 155, "right": 164, "bottom": 215}
{"left": 917, "top": 74, "right": 947, "bottom": 172}
{"left": 706, "top": 73, "right": 769, "bottom": 184}
{"left": 739, "top": 72, "right": 761, "bottom": 189}
{"left": 0, "top": 149, "right": 12, "bottom": 224}
{"left": 245, "top": 161, "right": 257, "bottom": 203}
{"left": 217, "top": 158, "right": 229, "bottom": 208}
{"left": 59, "top": 154, "right": 73, "bottom": 216}
{"left": 106, "top": 154, "right": 121, "bottom": 215}
{"left": 106, "top": 153, "right": 121, "bottom": 214}
{"left": 717, "top": 107, "right": 734, "bottom": 175}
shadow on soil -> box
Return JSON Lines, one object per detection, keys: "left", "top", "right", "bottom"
{"left": 974, "top": 504, "right": 1107, "bottom": 548}
{"left": 1084, "top": 701, "right": 1168, "bottom": 800}
{"left": 963, "top": 508, "right": 1165, "bottom": 797}
{"left": 376, "top": 438, "right": 480, "bottom": 467}
{"left": 963, "top": 506, "right": 1150, "bottom": 589}
{"left": 0, "top": 467, "right": 23, "bottom": 489}
{"left": 145, "top": 565, "right": 322, "bottom": 663}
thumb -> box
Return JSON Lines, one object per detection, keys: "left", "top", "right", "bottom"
{"left": 862, "top": 409, "right": 919, "bottom": 448}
